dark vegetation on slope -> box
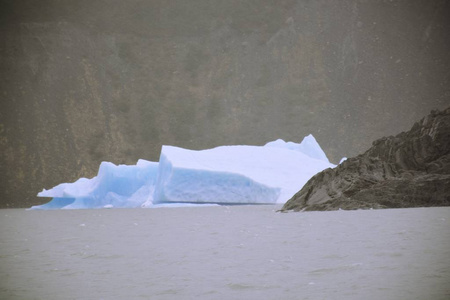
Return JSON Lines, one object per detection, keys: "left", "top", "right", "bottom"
{"left": 282, "top": 107, "right": 450, "bottom": 211}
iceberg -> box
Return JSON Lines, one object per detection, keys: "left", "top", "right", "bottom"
{"left": 154, "top": 141, "right": 334, "bottom": 205}
{"left": 264, "top": 134, "right": 330, "bottom": 163}
{"left": 32, "top": 135, "right": 336, "bottom": 209}
{"left": 32, "top": 159, "right": 158, "bottom": 209}
{"left": 153, "top": 146, "right": 281, "bottom": 204}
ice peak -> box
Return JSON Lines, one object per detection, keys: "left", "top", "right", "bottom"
{"left": 264, "top": 134, "right": 330, "bottom": 163}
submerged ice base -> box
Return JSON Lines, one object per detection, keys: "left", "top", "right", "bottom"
{"left": 32, "top": 135, "right": 336, "bottom": 209}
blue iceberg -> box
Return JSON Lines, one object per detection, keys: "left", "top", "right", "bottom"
{"left": 33, "top": 160, "right": 158, "bottom": 209}
{"left": 154, "top": 146, "right": 281, "bottom": 205}
{"left": 32, "top": 135, "right": 336, "bottom": 209}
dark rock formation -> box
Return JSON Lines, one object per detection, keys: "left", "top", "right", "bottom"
{"left": 282, "top": 107, "right": 450, "bottom": 211}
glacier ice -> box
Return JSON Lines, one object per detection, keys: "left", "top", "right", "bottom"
{"left": 339, "top": 157, "right": 348, "bottom": 164}
{"left": 264, "top": 134, "right": 330, "bottom": 163}
{"left": 32, "top": 160, "right": 158, "bottom": 209}
{"left": 32, "top": 136, "right": 336, "bottom": 209}
{"left": 155, "top": 140, "right": 334, "bottom": 204}
{"left": 154, "top": 145, "right": 282, "bottom": 204}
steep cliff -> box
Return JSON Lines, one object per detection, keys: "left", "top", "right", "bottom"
{"left": 1, "top": 1, "right": 450, "bottom": 208}
{"left": 282, "top": 107, "right": 450, "bottom": 211}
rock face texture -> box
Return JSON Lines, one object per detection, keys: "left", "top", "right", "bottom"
{"left": 1, "top": 1, "right": 450, "bottom": 207}
{"left": 282, "top": 107, "right": 450, "bottom": 211}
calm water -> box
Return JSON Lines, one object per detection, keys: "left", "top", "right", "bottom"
{"left": 1, "top": 205, "right": 449, "bottom": 300}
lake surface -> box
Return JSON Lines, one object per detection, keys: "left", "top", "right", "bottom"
{"left": 1, "top": 205, "right": 449, "bottom": 300}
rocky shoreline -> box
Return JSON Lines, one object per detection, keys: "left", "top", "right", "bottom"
{"left": 281, "top": 107, "right": 450, "bottom": 211}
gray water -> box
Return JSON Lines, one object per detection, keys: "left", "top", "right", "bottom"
{"left": 1, "top": 205, "right": 449, "bottom": 300}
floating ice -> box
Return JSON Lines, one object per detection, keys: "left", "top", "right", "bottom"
{"left": 154, "top": 141, "right": 334, "bottom": 205}
{"left": 32, "top": 136, "right": 336, "bottom": 209}
{"left": 153, "top": 146, "right": 282, "bottom": 205}
{"left": 264, "top": 134, "right": 330, "bottom": 163}
{"left": 32, "top": 160, "right": 158, "bottom": 210}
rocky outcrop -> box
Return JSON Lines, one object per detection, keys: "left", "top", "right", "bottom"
{"left": 282, "top": 107, "right": 450, "bottom": 211}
